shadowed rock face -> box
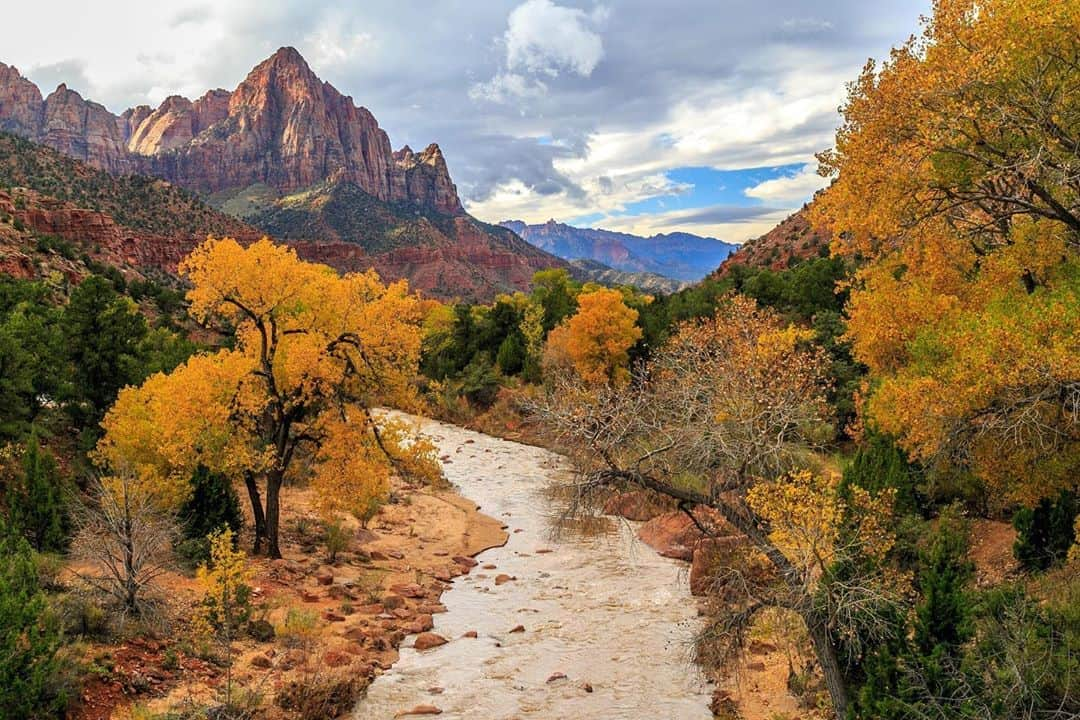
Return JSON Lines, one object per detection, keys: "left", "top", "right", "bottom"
{"left": 0, "top": 48, "right": 463, "bottom": 215}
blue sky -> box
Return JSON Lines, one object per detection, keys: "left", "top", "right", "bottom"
{"left": 567, "top": 164, "right": 813, "bottom": 233}
{"left": 2, "top": 0, "right": 930, "bottom": 242}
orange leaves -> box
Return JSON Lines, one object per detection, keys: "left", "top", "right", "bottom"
{"left": 543, "top": 287, "right": 641, "bottom": 388}
{"left": 814, "top": 0, "right": 1080, "bottom": 505}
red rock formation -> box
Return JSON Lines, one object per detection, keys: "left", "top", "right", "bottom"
{"left": 40, "top": 84, "right": 133, "bottom": 174}
{"left": 713, "top": 201, "right": 831, "bottom": 276}
{"left": 0, "top": 63, "right": 44, "bottom": 136}
{"left": 0, "top": 50, "right": 463, "bottom": 214}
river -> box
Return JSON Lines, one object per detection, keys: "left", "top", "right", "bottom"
{"left": 356, "top": 416, "right": 713, "bottom": 719}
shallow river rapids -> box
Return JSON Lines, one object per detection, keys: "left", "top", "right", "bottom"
{"left": 355, "top": 416, "right": 713, "bottom": 719}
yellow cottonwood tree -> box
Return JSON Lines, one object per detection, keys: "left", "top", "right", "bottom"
{"left": 98, "top": 238, "right": 436, "bottom": 557}
{"left": 543, "top": 287, "right": 642, "bottom": 387}
{"left": 813, "top": 0, "right": 1080, "bottom": 505}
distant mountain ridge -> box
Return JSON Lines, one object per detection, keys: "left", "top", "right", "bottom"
{"left": 500, "top": 219, "right": 737, "bottom": 282}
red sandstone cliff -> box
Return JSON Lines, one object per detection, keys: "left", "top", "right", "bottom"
{"left": 0, "top": 49, "right": 463, "bottom": 215}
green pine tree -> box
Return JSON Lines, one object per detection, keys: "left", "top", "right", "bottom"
{"left": 0, "top": 517, "right": 64, "bottom": 718}
{"left": 9, "top": 433, "right": 68, "bottom": 553}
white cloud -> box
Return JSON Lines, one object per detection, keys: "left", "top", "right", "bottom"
{"left": 468, "top": 72, "right": 548, "bottom": 103}
{"left": 506, "top": 0, "right": 605, "bottom": 77}
{"left": 472, "top": 0, "right": 606, "bottom": 101}
{"left": 304, "top": 24, "right": 376, "bottom": 69}
{"left": 590, "top": 206, "right": 794, "bottom": 244}
{"left": 744, "top": 163, "right": 828, "bottom": 205}
{"left": 782, "top": 17, "right": 835, "bottom": 33}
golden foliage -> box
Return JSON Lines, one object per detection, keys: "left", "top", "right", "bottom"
{"left": 98, "top": 238, "right": 433, "bottom": 549}
{"left": 748, "top": 470, "right": 895, "bottom": 578}
{"left": 193, "top": 528, "right": 254, "bottom": 639}
{"left": 543, "top": 287, "right": 642, "bottom": 387}
{"left": 812, "top": 0, "right": 1080, "bottom": 504}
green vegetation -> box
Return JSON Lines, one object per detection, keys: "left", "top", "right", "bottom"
{"left": 7, "top": 433, "right": 68, "bottom": 553}
{"left": 1013, "top": 490, "right": 1077, "bottom": 571}
{"left": 0, "top": 517, "right": 66, "bottom": 718}
{"left": 0, "top": 132, "right": 250, "bottom": 236}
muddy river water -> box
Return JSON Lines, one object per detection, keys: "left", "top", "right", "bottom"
{"left": 355, "top": 416, "right": 713, "bottom": 719}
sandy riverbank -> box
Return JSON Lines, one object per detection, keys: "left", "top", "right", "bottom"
{"left": 70, "top": 479, "right": 507, "bottom": 719}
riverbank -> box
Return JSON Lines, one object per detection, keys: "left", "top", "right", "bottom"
{"left": 68, "top": 479, "right": 507, "bottom": 719}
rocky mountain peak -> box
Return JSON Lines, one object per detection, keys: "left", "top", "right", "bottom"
{"left": 0, "top": 49, "right": 464, "bottom": 215}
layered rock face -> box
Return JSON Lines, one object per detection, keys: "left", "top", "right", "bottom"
{"left": 0, "top": 67, "right": 133, "bottom": 173}
{"left": 0, "top": 49, "right": 463, "bottom": 215}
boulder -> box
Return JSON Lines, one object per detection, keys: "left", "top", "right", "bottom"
{"left": 413, "top": 633, "right": 448, "bottom": 651}
{"left": 603, "top": 490, "right": 668, "bottom": 521}
{"left": 637, "top": 512, "right": 701, "bottom": 561}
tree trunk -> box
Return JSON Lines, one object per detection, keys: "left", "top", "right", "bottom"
{"left": 805, "top": 610, "right": 849, "bottom": 719}
{"left": 264, "top": 470, "right": 283, "bottom": 559}
{"left": 243, "top": 472, "right": 267, "bottom": 555}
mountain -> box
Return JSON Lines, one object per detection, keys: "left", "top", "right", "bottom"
{"left": 565, "top": 259, "right": 687, "bottom": 294}
{"left": 0, "top": 132, "right": 564, "bottom": 300}
{"left": 712, "top": 202, "right": 830, "bottom": 276}
{"left": 500, "top": 219, "right": 738, "bottom": 282}
{"left": 0, "top": 48, "right": 566, "bottom": 300}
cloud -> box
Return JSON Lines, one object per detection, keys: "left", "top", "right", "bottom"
{"left": 304, "top": 24, "right": 376, "bottom": 69}
{"left": 594, "top": 206, "right": 794, "bottom": 242}
{"left": 505, "top": 0, "right": 606, "bottom": 77}
{"left": 1, "top": 0, "right": 930, "bottom": 241}
{"left": 781, "top": 17, "right": 835, "bottom": 34}
{"left": 468, "top": 72, "right": 548, "bottom": 103}
{"left": 744, "top": 163, "right": 828, "bottom": 205}
{"left": 25, "top": 58, "right": 93, "bottom": 96}
{"left": 170, "top": 5, "right": 212, "bottom": 27}
{"left": 472, "top": 0, "right": 607, "bottom": 101}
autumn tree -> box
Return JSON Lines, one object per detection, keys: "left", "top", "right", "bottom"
{"left": 537, "top": 296, "right": 899, "bottom": 717}
{"left": 96, "top": 238, "right": 436, "bottom": 558}
{"left": 543, "top": 287, "right": 642, "bottom": 387}
{"left": 194, "top": 528, "right": 254, "bottom": 707}
{"left": 813, "top": 0, "right": 1080, "bottom": 506}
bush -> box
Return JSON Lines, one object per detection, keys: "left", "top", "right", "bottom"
{"left": 1013, "top": 490, "right": 1078, "bottom": 570}
{"left": 276, "top": 672, "right": 368, "bottom": 720}
{"left": 841, "top": 433, "right": 920, "bottom": 516}
{"left": 277, "top": 607, "right": 319, "bottom": 649}
{"left": 495, "top": 332, "right": 525, "bottom": 375}
{"left": 178, "top": 465, "right": 243, "bottom": 559}
{"left": 0, "top": 518, "right": 65, "bottom": 718}
{"left": 58, "top": 593, "right": 111, "bottom": 640}
{"left": 459, "top": 354, "right": 501, "bottom": 408}
{"left": 324, "top": 521, "right": 349, "bottom": 563}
